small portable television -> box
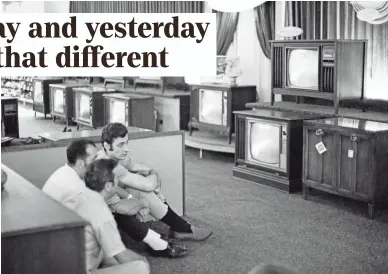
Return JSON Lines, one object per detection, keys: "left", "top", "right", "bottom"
{"left": 233, "top": 109, "right": 323, "bottom": 193}
{"left": 103, "top": 93, "right": 155, "bottom": 130}
{"left": 32, "top": 77, "right": 63, "bottom": 119}
{"left": 270, "top": 39, "right": 367, "bottom": 113}
{"left": 73, "top": 86, "right": 116, "bottom": 130}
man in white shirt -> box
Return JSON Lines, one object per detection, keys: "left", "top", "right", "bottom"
{"left": 97, "top": 123, "right": 212, "bottom": 242}
{"left": 43, "top": 139, "right": 190, "bottom": 265}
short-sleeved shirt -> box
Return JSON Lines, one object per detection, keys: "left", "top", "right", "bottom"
{"left": 96, "top": 150, "right": 141, "bottom": 187}
{"left": 43, "top": 164, "right": 86, "bottom": 204}
{"left": 63, "top": 189, "right": 126, "bottom": 272}
{"left": 43, "top": 164, "right": 126, "bottom": 272}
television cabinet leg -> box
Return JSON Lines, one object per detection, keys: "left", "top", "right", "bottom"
{"left": 368, "top": 203, "right": 375, "bottom": 219}
{"left": 76, "top": 124, "right": 80, "bottom": 131}
{"left": 188, "top": 122, "right": 193, "bottom": 136}
{"left": 228, "top": 128, "right": 232, "bottom": 144}
{"left": 53, "top": 116, "right": 56, "bottom": 122}
{"left": 302, "top": 185, "right": 309, "bottom": 200}
{"left": 44, "top": 114, "right": 47, "bottom": 120}
{"left": 34, "top": 111, "right": 36, "bottom": 117}
{"left": 334, "top": 101, "right": 339, "bottom": 114}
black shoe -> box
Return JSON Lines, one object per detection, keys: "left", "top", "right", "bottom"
{"left": 147, "top": 242, "right": 190, "bottom": 258}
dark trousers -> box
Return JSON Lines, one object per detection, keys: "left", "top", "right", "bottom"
{"left": 114, "top": 213, "right": 149, "bottom": 242}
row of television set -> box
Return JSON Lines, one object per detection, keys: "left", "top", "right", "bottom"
{"left": 32, "top": 80, "right": 155, "bottom": 130}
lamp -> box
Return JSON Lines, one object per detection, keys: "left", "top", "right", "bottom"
{"left": 208, "top": 0, "right": 267, "bottom": 12}
{"left": 276, "top": 26, "right": 304, "bottom": 40}
{"left": 350, "top": 1, "right": 388, "bottom": 24}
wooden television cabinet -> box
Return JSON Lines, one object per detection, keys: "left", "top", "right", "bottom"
{"left": 303, "top": 117, "right": 388, "bottom": 219}
{"left": 32, "top": 78, "right": 64, "bottom": 119}
{"left": 103, "top": 93, "right": 155, "bottom": 131}
{"left": 189, "top": 84, "right": 257, "bottom": 144}
{"left": 233, "top": 109, "right": 323, "bottom": 193}
{"left": 270, "top": 40, "right": 367, "bottom": 114}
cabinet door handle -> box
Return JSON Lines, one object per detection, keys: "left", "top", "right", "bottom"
{"left": 315, "top": 129, "right": 324, "bottom": 136}
{"left": 350, "top": 134, "right": 358, "bottom": 142}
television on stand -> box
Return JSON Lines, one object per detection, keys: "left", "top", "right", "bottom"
{"left": 233, "top": 109, "right": 323, "bottom": 193}
{"left": 32, "top": 78, "right": 64, "bottom": 119}
{"left": 103, "top": 93, "right": 155, "bottom": 131}
{"left": 188, "top": 84, "right": 257, "bottom": 144}
{"left": 270, "top": 40, "right": 367, "bottom": 113}
{"left": 49, "top": 81, "right": 90, "bottom": 131}
{"left": 72, "top": 86, "right": 116, "bottom": 130}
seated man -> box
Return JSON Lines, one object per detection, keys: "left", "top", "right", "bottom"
{"left": 97, "top": 123, "right": 212, "bottom": 241}
{"left": 62, "top": 159, "right": 151, "bottom": 274}
{"left": 43, "top": 139, "right": 189, "bottom": 259}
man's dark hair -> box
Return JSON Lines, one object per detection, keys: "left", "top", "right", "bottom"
{"left": 101, "top": 123, "right": 128, "bottom": 150}
{"left": 66, "top": 139, "right": 96, "bottom": 165}
{"left": 84, "top": 159, "right": 118, "bottom": 192}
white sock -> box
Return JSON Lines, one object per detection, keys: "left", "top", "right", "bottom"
{"left": 143, "top": 229, "right": 168, "bottom": 251}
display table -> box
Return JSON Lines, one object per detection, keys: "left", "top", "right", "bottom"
{"left": 1, "top": 164, "right": 87, "bottom": 274}
{"left": 2, "top": 130, "right": 185, "bottom": 216}
{"left": 38, "top": 126, "right": 151, "bottom": 144}
{"left": 303, "top": 117, "right": 388, "bottom": 219}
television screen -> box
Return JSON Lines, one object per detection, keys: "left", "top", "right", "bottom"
{"left": 199, "top": 89, "right": 227, "bottom": 126}
{"left": 109, "top": 100, "right": 126, "bottom": 125}
{"left": 34, "top": 82, "right": 43, "bottom": 103}
{"left": 53, "top": 89, "right": 64, "bottom": 113}
{"left": 287, "top": 49, "right": 319, "bottom": 89}
{"left": 77, "top": 93, "right": 91, "bottom": 122}
{"left": 248, "top": 121, "right": 280, "bottom": 165}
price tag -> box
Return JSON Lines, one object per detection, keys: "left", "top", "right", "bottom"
{"left": 348, "top": 149, "right": 354, "bottom": 158}
{"left": 315, "top": 142, "right": 327, "bottom": 154}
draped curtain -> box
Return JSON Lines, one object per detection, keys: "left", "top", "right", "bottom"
{"left": 254, "top": 1, "right": 275, "bottom": 59}
{"left": 69, "top": 1, "right": 204, "bottom": 13}
{"left": 285, "top": 1, "right": 388, "bottom": 100}
{"left": 216, "top": 12, "right": 239, "bottom": 55}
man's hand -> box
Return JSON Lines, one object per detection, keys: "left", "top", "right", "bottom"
{"left": 137, "top": 207, "right": 150, "bottom": 222}
{"left": 111, "top": 198, "right": 149, "bottom": 216}
{"left": 149, "top": 170, "right": 162, "bottom": 191}
{"left": 137, "top": 170, "right": 151, "bottom": 177}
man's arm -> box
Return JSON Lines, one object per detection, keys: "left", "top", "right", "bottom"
{"left": 114, "top": 164, "right": 159, "bottom": 192}
{"left": 110, "top": 198, "right": 148, "bottom": 216}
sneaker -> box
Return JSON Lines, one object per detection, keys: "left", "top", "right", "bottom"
{"left": 170, "top": 225, "right": 212, "bottom": 241}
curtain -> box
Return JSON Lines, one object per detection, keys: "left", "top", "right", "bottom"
{"left": 216, "top": 12, "right": 239, "bottom": 55}
{"left": 285, "top": 1, "right": 388, "bottom": 100}
{"left": 254, "top": 1, "right": 275, "bottom": 59}
{"left": 69, "top": 1, "right": 204, "bottom": 13}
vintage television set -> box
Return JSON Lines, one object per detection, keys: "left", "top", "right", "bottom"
{"left": 49, "top": 82, "right": 90, "bottom": 130}
{"left": 270, "top": 40, "right": 367, "bottom": 113}
{"left": 188, "top": 84, "right": 257, "bottom": 144}
{"left": 72, "top": 86, "right": 116, "bottom": 130}
{"left": 32, "top": 78, "right": 64, "bottom": 119}
{"left": 1, "top": 97, "right": 19, "bottom": 138}
{"left": 134, "top": 77, "right": 165, "bottom": 93}
{"left": 103, "top": 93, "right": 155, "bottom": 130}
{"left": 233, "top": 109, "right": 323, "bottom": 193}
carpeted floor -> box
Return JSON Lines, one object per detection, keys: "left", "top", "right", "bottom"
{"left": 14, "top": 104, "right": 388, "bottom": 274}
